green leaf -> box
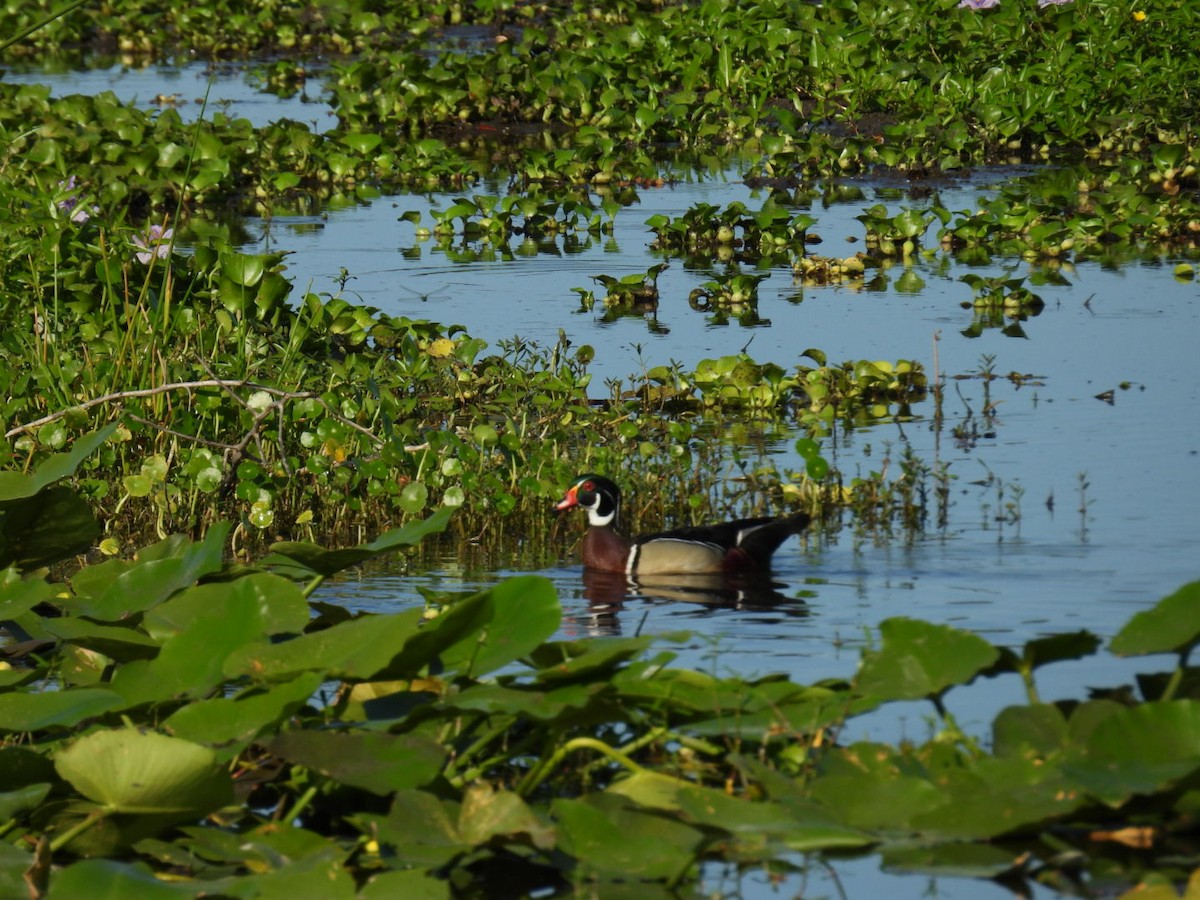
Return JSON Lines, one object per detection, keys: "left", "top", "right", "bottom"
{"left": 855, "top": 618, "right": 999, "bottom": 701}
{"left": 1065, "top": 699, "right": 1200, "bottom": 806}
{"left": 456, "top": 782, "right": 554, "bottom": 848}
{"left": 224, "top": 609, "right": 424, "bottom": 682}
{"left": 389, "top": 575, "right": 560, "bottom": 678}
{"left": 1111, "top": 581, "right": 1200, "bottom": 657}
{"left": 0, "top": 424, "right": 117, "bottom": 501}
{"left": 360, "top": 790, "right": 466, "bottom": 868}
{"left": 267, "top": 730, "right": 445, "bottom": 795}
{"left": 0, "top": 687, "right": 124, "bottom": 734}
{"left": 553, "top": 793, "right": 704, "bottom": 880}
{"left": 164, "top": 673, "right": 323, "bottom": 753}
{"left": 609, "top": 770, "right": 868, "bottom": 849}
{"left": 262, "top": 506, "right": 454, "bottom": 579}
{"left": 359, "top": 869, "right": 450, "bottom": 900}
{"left": 0, "top": 485, "right": 101, "bottom": 572}
{"left": 66, "top": 524, "right": 230, "bottom": 621}
{"left": 45, "top": 860, "right": 195, "bottom": 898}
{"left": 55, "top": 729, "right": 233, "bottom": 814}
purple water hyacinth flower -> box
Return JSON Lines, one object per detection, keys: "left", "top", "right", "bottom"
{"left": 958, "top": 0, "right": 1000, "bottom": 8}
{"left": 56, "top": 175, "right": 95, "bottom": 224}
{"left": 132, "top": 224, "right": 175, "bottom": 264}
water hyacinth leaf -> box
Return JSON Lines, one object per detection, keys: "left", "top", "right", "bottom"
{"left": 990, "top": 630, "right": 1102, "bottom": 676}
{"left": 444, "top": 682, "right": 599, "bottom": 722}
{"left": 0, "top": 687, "right": 123, "bottom": 733}
{"left": 164, "top": 672, "right": 323, "bottom": 752}
{"left": 552, "top": 793, "right": 704, "bottom": 880}
{"left": 108, "top": 583, "right": 290, "bottom": 706}
{"left": 528, "top": 635, "right": 657, "bottom": 683}
{"left": 855, "top": 618, "right": 1000, "bottom": 701}
{"left": 36, "top": 616, "right": 160, "bottom": 662}
{"left": 811, "top": 772, "right": 943, "bottom": 831}
{"left": 0, "top": 842, "right": 35, "bottom": 900}
{"left": 268, "top": 730, "right": 445, "bottom": 795}
{"left": 0, "top": 572, "right": 61, "bottom": 619}
{"left": 1110, "top": 581, "right": 1200, "bottom": 657}
{"left": 225, "top": 608, "right": 424, "bottom": 681}
{"left": 262, "top": 505, "right": 454, "bottom": 579}
{"left": 206, "top": 852, "right": 358, "bottom": 900}
{"left": 1066, "top": 700, "right": 1200, "bottom": 806}
{"left": 55, "top": 729, "right": 233, "bottom": 814}
{"left": 908, "top": 756, "right": 1082, "bottom": 839}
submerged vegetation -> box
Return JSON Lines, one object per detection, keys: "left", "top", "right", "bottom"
{"left": 2, "top": 0, "right": 1199, "bottom": 895}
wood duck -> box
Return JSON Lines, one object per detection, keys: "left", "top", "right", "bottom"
{"left": 555, "top": 474, "right": 811, "bottom": 575}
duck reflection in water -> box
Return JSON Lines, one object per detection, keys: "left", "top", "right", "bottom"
{"left": 571, "top": 568, "right": 808, "bottom": 637}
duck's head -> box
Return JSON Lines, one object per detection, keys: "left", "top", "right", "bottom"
{"left": 555, "top": 474, "right": 620, "bottom": 527}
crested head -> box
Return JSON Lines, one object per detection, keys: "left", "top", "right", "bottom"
{"left": 555, "top": 474, "right": 621, "bottom": 528}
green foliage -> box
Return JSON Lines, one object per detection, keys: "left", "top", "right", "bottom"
{"left": 2, "top": 515, "right": 1199, "bottom": 894}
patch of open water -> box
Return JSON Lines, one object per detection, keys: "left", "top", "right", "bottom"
{"left": 12, "top": 62, "right": 1200, "bottom": 898}
{"left": 274, "top": 178, "right": 1199, "bottom": 705}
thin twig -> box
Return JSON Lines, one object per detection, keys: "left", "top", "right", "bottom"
{"left": 4, "top": 379, "right": 311, "bottom": 439}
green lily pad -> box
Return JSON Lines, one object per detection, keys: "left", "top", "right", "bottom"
{"left": 1110, "top": 581, "right": 1200, "bottom": 657}
{"left": 267, "top": 729, "right": 446, "bottom": 795}
{"left": 387, "top": 575, "right": 560, "bottom": 679}
{"left": 44, "top": 859, "right": 194, "bottom": 898}
{"left": 55, "top": 729, "right": 233, "bottom": 815}
{"left": 224, "top": 608, "right": 424, "bottom": 682}
{"left": 359, "top": 869, "right": 449, "bottom": 900}
{"left": 1065, "top": 699, "right": 1200, "bottom": 806}
{"left": 164, "top": 672, "right": 323, "bottom": 753}
{"left": 0, "top": 687, "right": 123, "bottom": 734}
{"left": 261, "top": 506, "right": 454, "bottom": 579}
{"left": 553, "top": 792, "right": 704, "bottom": 881}
{"left": 855, "top": 617, "right": 999, "bottom": 702}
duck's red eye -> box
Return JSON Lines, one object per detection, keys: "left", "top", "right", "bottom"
{"left": 582, "top": 480, "right": 594, "bottom": 491}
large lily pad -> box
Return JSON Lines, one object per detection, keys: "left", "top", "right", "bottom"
{"left": 267, "top": 729, "right": 446, "bottom": 795}
{"left": 54, "top": 728, "right": 233, "bottom": 815}
{"left": 225, "top": 608, "right": 424, "bottom": 682}
{"left": 1065, "top": 699, "right": 1200, "bottom": 806}
{"left": 855, "top": 617, "right": 1000, "bottom": 702}
{"left": 1111, "top": 581, "right": 1200, "bottom": 657}
{"left": 0, "top": 687, "right": 123, "bottom": 734}
{"left": 261, "top": 506, "right": 455, "bottom": 579}
{"left": 164, "top": 672, "right": 324, "bottom": 753}
{"left": 387, "top": 575, "right": 560, "bottom": 678}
